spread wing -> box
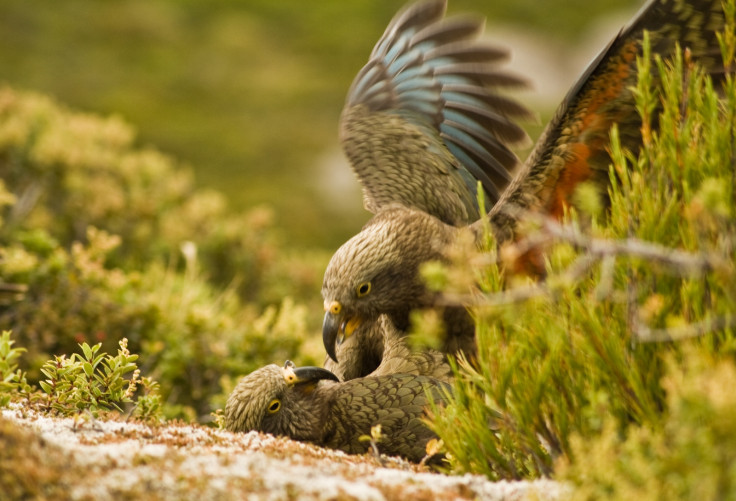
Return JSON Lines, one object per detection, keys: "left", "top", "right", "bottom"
{"left": 340, "top": 0, "right": 532, "bottom": 227}
{"left": 489, "top": 0, "right": 726, "bottom": 240}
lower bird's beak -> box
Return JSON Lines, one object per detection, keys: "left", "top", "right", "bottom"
{"left": 322, "top": 301, "right": 362, "bottom": 363}
{"left": 282, "top": 362, "right": 339, "bottom": 386}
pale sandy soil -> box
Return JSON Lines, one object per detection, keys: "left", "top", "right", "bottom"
{"left": 2, "top": 404, "right": 564, "bottom": 501}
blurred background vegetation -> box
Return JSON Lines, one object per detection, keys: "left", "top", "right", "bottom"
{"left": 0, "top": 0, "right": 638, "bottom": 249}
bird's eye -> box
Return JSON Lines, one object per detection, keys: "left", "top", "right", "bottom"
{"left": 267, "top": 399, "right": 281, "bottom": 414}
{"left": 356, "top": 282, "right": 371, "bottom": 297}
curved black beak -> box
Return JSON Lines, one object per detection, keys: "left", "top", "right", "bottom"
{"left": 284, "top": 364, "right": 339, "bottom": 385}
{"left": 322, "top": 310, "right": 341, "bottom": 363}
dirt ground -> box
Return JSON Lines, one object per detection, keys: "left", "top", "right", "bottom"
{"left": 1, "top": 404, "right": 564, "bottom": 501}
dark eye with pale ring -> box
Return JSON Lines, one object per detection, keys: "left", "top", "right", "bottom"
{"left": 268, "top": 399, "right": 281, "bottom": 414}
{"left": 356, "top": 282, "right": 371, "bottom": 297}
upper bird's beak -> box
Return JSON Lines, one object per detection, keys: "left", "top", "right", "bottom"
{"left": 322, "top": 300, "right": 363, "bottom": 362}
{"left": 282, "top": 360, "right": 339, "bottom": 387}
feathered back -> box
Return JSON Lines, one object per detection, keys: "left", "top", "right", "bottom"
{"left": 340, "top": 0, "right": 531, "bottom": 226}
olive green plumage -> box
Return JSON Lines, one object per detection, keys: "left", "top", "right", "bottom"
{"left": 322, "top": 0, "right": 728, "bottom": 379}
{"left": 322, "top": 0, "right": 530, "bottom": 371}
{"left": 322, "top": 207, "right": 474, "bottom": 366}
{"left": 324, "top": 314, "right": 453, "bottom": 383}
{"left": 339, "top": 0, "right": 532, "bottom": 226}
{"left": 225, "top": 361, "right": 449, "bottom": 463}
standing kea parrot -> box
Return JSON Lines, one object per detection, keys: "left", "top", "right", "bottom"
{"left": 323, "top": 0, "right": 532, "bottom": 367}
{"left": 322, "top": 0, "right": 728, "bottom": 377}
{"left": 225, "top": 360, "right": 449, "bottom": 463}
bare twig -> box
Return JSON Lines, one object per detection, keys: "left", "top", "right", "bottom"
{"left": 634, "top": 315, "right": 736, "bottom": 343}
{"left": 481, "top": 212, "right": 728, "bottom": 275}
{"left": 537, "top": 217, "right": 728, "bottom": 275}
{"left": 441, "top": 214, "right": 729, "bottom": 308}
{"left": 594, "top": 255, "right": 616, "bottom": 300}
{"left": 439, "top": 254, "right": 598, "bottom": 308}
{"left": 0, "top": 281, "right": 28, "bottom": 304}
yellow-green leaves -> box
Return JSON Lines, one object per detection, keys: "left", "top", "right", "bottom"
{"left": 38, "top": 338, "right": 147, "bottom": 417}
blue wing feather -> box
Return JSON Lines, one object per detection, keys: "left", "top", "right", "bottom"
{"left": 340, "top": 0, "right": 531, "bottom": 222}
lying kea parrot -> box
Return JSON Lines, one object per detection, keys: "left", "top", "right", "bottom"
{"left": 225, "top": 360, "right": 449, "bottom": 463}
{"left": 322, "top": 0, "right": 728, "bottom": 377}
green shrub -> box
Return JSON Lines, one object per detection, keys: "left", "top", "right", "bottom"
{"left": 0, "top": 86, "right": 327, "bottom": 304}
{"left": 559, "top": 349, "right": 736, "bottom": 500}
{"left": 431, "top": 2, "right": 736, "bottom": 489}
{"left": 0, "top": 330, "right": 30, "bottom": 406}
{"left": 39, "top": 338, "right": 143, "bottom": 416}
{"left": 0, "top": 221, "right": 321, "bottom": 419}
{"left": 0, "top": 330, "right": 163, "bottom": 422}
{"left": 0, "top": 87, "right": 327, "bottom": 420}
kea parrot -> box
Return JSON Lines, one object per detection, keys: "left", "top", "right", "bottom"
{"left": 322, "top": 0, "right": 728, "bottom": 377}
{"left": 225, "top": 360, "right": 449, "bottom": 463}
{"left": 323, "top": 0, "right": 532, "bottom": 367}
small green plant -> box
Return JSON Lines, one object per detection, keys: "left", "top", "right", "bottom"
{"left": 210, "top": 408, "right": 226, "bottom": 429}
{"left": 38, "top": 337, "right": 157, "bottom": 418}
{"left": 131, "top": 376, "right": 162, "bottom": 421}
{"left": 359, "top": 424, "right": 385, "bottom": 463}
{"left": 0, "top": 330, "right": 31, "bottom": 406}
{"left": 1, "top": 331, "right": 163, "bottom": 422}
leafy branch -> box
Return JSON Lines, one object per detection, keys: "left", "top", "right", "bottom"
{"left": 35, "top": 337, "right": 160, "bottom": 419}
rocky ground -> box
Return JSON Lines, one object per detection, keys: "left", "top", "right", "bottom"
{"left": 1, "top": 404, "right": 564, "bottom": 501}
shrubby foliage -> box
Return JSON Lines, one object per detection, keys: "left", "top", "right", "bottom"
{"left": 38, "top": 337, "right": 159, "bottom": 419}
{"left": 1, "top": 330, "right": 162, "bottom": 421}
{"left": 431, "top": 3, "right": 736, "bottom": 495}
{"left": 0, "top": 87, "right": 327, "bottom": 419}
{"left": 0, "top": 86, "right": 313, "bottom": 303}
{"left": 0, "top": 330, "right": 30, "bottom": 407}
{"left": 560, "top": 349, "right": 736, "bottom": 500}
{"left": 1, "top": 4, "right": 733, "bottom": 497}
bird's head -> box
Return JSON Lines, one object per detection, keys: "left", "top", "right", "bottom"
{"left": 321, "top": 208, "right": 452, "bottom": 362}
{"left": 225, "top": 361, "right": 339, "bottom": 437}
